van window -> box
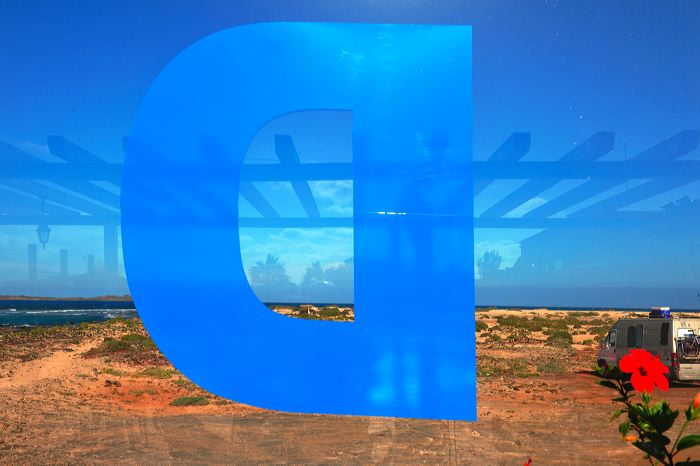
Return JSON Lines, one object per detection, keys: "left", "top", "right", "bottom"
{"left": 635, "top": 324, "right": 644, "bottom": 347}
{"left": 608, "top": 329, "right": 617, "bottom": 348}
{"left": 660, "top": 322, "right": 670, "bottom": 346}
{"left": 628, "top": 326, "right": 636, "bottom": 347}
{"left": 627, "top": 325, "right": 644, "bottom": 348}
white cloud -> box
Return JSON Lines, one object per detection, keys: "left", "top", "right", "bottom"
{"left": 308, "top": 180, "right": 353, "bottom": 217}
{"left": 308, "top": 180, "right": 352, "bottom": 200}
{"left": 239, "top": 227, "right": 353, "bottom": 283}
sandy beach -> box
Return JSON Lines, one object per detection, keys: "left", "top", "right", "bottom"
{"left": 1, "top": 308, "right": 699, "bottom": 464}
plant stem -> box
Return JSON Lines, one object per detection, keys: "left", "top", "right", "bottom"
{"left": 669, "top": 418, "right": 690, "bottom": 462}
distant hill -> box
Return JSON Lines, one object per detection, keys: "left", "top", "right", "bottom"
{"left": 0, "top": 295, "right": 133, "bottom": 301}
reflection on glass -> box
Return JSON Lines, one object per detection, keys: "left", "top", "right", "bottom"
{"left": 238, "top": 111, "right": 354, "bottom": 307}
{"left": 475, "top": 131, "right": 700, "bottom": 309}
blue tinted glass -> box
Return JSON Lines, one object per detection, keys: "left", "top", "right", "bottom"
{"left": 239, "top": 110, "right": 354, "bottom": 306}
{"left": 120, "top": 23, "right": 475, "bottom": 420}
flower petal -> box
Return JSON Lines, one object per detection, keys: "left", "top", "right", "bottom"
{"left": 631, "top": 372, "right": 655, "bottom": 393}
{"left": 649, "top": 357, "right": 670, "bottom": 375}
{"left": 653, "top": 372, "right": 669, "bottom": 391}
{"left": 620, "top": 354, "right": 641, "bottom": 373}
{"left": 629, "top": 349, "right": 652, "bottom": 362}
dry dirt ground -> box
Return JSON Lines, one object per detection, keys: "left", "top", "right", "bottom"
{"left": 1, "top": 309, "right": 700, "bottom": 465}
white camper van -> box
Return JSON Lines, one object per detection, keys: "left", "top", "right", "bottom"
{"left": 598, "top": 309, "right": 700, "bottom": 381}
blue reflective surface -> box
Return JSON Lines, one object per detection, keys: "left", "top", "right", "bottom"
{"left": 238, "top": 110, "right": 355, "bottom": 305}
{"left": 121, "top": 23, "right": 474, "bottom": 420}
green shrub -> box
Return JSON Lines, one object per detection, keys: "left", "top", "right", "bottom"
{"left": 546, "top": 329, "right": 573, "bottom": 347}
{"left": 172, "top": 378, "right": 197, "bottom": 391}
{"left": 120, "top": 333, "right": 157, "bottom": 350}
{"left": 496, "top": 315, "right": 542, "bottom": 331}
{"left": 560, "top": 315, "right": 584, "bottom": 326}
{"left": 589, "top": 325, "right": 611, "bottom": 342}
{"left": 135, "top": 367, "right": 175, "bottom": 379}
{"left": 85, "top": 332, "right": 161, "bottom": 364}
{"left": 95, "top": 339, "right": 130, "bottom": 353}
{"left": 477, "top": 355, "right": 537, "bottom": 378}
{"left": 319, "top": 308, "right": 342, "bottom": 318}
{"left": 101, "top": 367, "right": 125, "bottom": 377}
{"left": 537, "top": 359, "right": 565, "bottom": 375}
{"left": 170, "top": 396, "right": 210, "bottom": 406}
{"left": 506, "top": 329, "right": 531, "bottom": 343}
{"left": 475, "top": 320, "right": 489, "bottom": 332}
{"left": 29, "top": 327, "right": 48, "bottom": 338}
{"left": 496, "top": 315, "right": 568, "bottom": 332}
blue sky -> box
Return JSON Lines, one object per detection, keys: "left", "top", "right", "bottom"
{"left": 1, "top": 1, "right": 699, "bottom": 304}
{"left": 239, "top": 110, "right": 354, "bottom": 285}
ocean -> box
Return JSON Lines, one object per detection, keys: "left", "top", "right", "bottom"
{"left": 0, "top": 300, "right": 138, "bottom": 327}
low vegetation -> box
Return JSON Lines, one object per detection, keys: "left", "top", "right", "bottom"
{"left": 129, "top": 388, "right": 158, "bottom": 397}
{"left": 134, "top": 367, "right": 176, "bottom": 379}
{"left": 545, "top": 329, "right": 574, "bottom": 348}
{"left": 0, "top": 323, "right": 93, "bottom": 363}
{"left": 537, "top": 359, "right": 566, "bottom": 376}
{"left": 269, "top": 304, "right": 354, "bottom": 322}
{"left": 477, "top": 355, "right": 538, "bottom": 378}
{"left": 172, "top": 378, "right": 198, "bottom": 391}
{"left": 170, "top": 396, "right": 210, "bottom": 407}
{"left": 101, "top": 367, "right": 126, "bottom": 377}
{"left": 83, "top": 331, "right": 167, "bottom": 366}
{"left": 1, "top": 308, "right": 619, "bottom": 412}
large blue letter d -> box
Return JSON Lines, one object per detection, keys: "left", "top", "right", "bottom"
{"left": 121, "top": 23, "right": 475, "bottom": 420}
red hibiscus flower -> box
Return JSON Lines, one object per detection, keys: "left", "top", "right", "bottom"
{"left": 619, "top": 349, "right": 669, "bottom": 393}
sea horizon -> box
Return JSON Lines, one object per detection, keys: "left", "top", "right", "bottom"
{"left": 1, "top": 297, "right": 698, "bottom": 328}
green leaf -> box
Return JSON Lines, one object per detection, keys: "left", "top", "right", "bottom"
{"left": 677, "top": 434, "right": 700, "bottom": 452}
{"left": 608, "top": 366, "right": 627, "bottom": 380}
{"left": 598, "top": 380, "right": 618, "bottom": 389}
{"left": 686, "top": 403, "right": 700, "bottom": 422}
{"left": 639, "top": 421, "right": 656, "bottom": 433}
{"left": 628, "top": 403, "right": 646, "bottom": 420}
{"left": 651, "top": 404, "right": 679, "bottom": 433}
{"left": 594, "top": 364, "right": 608, "bottom": 376}
{"left": 645, "top": 432, "right": 671, "bottom": 446}
{"left": 619, "top": 420, "right": 631, "bottom": 436}
{"left": 642, "top": 392, "right": 651, "bottom": 405}
{"left": 632, "top": 440, "right": 667, "bottom": 462}
{"left": 611, "top": 409, "right": 624, "bottom": 420}
{"left": 612, "top": 396, "right": 628, "bottom": 403}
